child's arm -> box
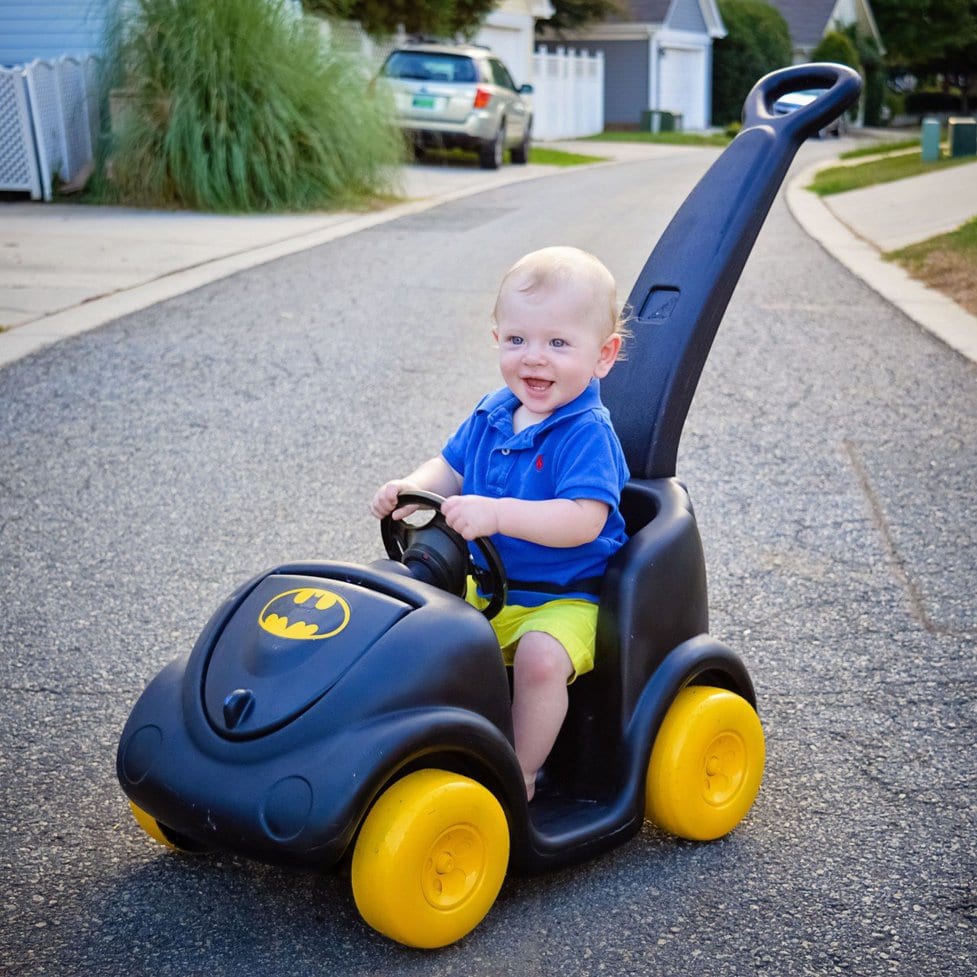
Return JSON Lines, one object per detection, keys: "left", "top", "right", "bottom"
{"left": 370, "top": 455, "right": 463, "bottom": 520}
{"left": 440, "top": 495, "right": 609, "bottom": 548}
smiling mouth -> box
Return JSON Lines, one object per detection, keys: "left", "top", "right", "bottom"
{"left": 523, "top": 377, "right": 553, "bottom": 394}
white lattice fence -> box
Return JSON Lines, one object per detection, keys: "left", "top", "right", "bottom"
{"left": 0, "top": 55, "right": 100, "bottom": 201}
{"left": 0, "top": 67, "right": 42, "bottom": 198}
{"left": 531, "top": 46, "right": 604, "bottom": 141}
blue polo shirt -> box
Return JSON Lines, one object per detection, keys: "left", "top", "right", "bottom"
{"left": 442, "top": 379, "right": 629, "bottom": 607}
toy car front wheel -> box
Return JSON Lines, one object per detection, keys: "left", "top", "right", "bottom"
{"left": 351, "top": 769, "right": 510, "bottom": 948}
{"left": 127, "top": 800, "right": 210, "bottom": 854}
{"left": 645, "top": 686, "right": 764, "bottom": 841}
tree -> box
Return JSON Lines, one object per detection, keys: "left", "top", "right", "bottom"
{"left": 305, "top": 0, "right": 497, "bottom": 38}
{"left": 872, "top": 0, "right": 977, "bottom": 111}
{"left": 542, "top": 0, "right": 623, "bottom": 33}
{"left": 871, "top": 0, "right": 976, "bottom": 67}
{"left": 712, "top": 0, "right": 792, "bottom": 125}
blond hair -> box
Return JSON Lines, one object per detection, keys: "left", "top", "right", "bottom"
{"left": 492, "top": 246, "right": 626, "bottom": 347}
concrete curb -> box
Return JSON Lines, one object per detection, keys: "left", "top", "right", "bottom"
{"left": 786, "top": 161, "right": 977, "bottom": 366}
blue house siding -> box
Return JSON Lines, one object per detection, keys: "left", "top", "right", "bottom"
{"left": 583, "top": 39, "right": 649, "bottom": 127}
{"left": 0, "top": 0, "right": 112, "bottom": 67}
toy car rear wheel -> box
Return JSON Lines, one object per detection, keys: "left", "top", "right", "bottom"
{"left": 645, "top": 686, "right": 764, "bottom": 841}
{"left": 128, "top": 800, "right": 210, "bottom": 854}
{"left": 351, "top": 769, "right": 509, "bottom": 948}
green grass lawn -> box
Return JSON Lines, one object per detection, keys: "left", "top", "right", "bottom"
{"left": 411, "top": 145, "right": 606, "bottom": 168}
{"left": 887, "top": 216, "right": 977, "bottom": 316}
{"left": 838, "top": 138, "right": 921, "bottom": 160}
{"left": 582, "top": 130, "right": 732, "bottom": 148}
{"left": 528, "top": 146, "right": 608, "bottom": 165}
{"left": 808, "top": 152, "right": 976, "bottom": 195}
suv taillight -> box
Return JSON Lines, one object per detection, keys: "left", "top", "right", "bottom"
{"left": 473, "top": 88, "right": 492, "bottom": 109}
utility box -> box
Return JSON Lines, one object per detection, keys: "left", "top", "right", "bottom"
{"left": 921, "top": 117, "right": 941, "bottom": 160}
{"left": 948, "top": 117, "right": 977, "bottom": 157}
{"left": 640, "top": 109, "right": 683, "bottom": 133}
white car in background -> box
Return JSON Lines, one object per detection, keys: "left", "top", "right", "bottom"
{"left": 379, "top": 43, "right": 534, "bottom": 169}
{"left": 773, "top": 88, "right": 849, "bottom": 137}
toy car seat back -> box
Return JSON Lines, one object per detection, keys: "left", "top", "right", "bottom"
{"left": 544, "top": 65, "right": 862, "bottom": 801}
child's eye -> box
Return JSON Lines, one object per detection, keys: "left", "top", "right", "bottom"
{"left": 507, "top": 335, "right": 524, "bottom": 346}
{"left": 550, "top": 338, "right": 566, "bottom": 348}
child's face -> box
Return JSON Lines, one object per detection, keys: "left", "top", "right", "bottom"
{"left": 493, "top": 280, "right": 621, "bottom": 421}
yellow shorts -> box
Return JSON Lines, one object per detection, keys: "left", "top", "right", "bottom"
{"left": 465, "top": 578, "right": 597, "bottom": 683}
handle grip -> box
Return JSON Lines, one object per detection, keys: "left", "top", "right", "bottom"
{"left": 743, "top": 62, "right": 862, "bottom": 139}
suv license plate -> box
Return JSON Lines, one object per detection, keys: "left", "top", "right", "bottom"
{"left": 412, "top": 95, "right": 437, "bottom": 109}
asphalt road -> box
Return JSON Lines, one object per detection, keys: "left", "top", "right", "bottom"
{"left": 2, "top": 143, "right": 975, "bottom": 976}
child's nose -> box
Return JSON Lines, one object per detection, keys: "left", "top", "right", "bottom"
{"left": 522, "top": 343, "right": 546, "bottom": 364}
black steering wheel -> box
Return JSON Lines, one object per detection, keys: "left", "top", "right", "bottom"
{"left": 380, "top": 491, "right": 507, "bottom": 620}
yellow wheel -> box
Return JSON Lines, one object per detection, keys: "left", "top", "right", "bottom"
{"left": 645, "top": 686, "right": 765, "bottom": 841}
{"left": 129, "top": 800, "right": 179, "bottom": 849}
{"left": 351, "top": 769, "right": 509, "bottom": 949}
{"left": 128, "top": 800, "right": 209, "bottom": 854}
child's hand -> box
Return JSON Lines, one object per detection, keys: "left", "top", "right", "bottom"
{"left": 370, "top": 480, "right": 419, "bottom": 520}
{"left": 440, "top": 495, "right": 501, "bottom": 540}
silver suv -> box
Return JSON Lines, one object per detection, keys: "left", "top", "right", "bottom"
{"left": 379, "top": 43, "right": 533, "bottom": 169}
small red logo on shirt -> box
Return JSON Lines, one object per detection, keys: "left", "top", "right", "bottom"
{"left": 535, "top": 455, "right": 544, "bottom": 471}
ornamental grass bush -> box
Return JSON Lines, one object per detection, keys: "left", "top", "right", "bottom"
{"left": 104, "top": 0, "right": 403, "bottom": 211}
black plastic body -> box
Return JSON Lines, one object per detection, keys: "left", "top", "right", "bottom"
{"left": 117, "top": 65, "right": 861, "bottom": 875}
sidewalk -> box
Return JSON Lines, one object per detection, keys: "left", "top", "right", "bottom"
{"left": 786, "top": 156, "right": 977, "bottom": 364}
{"left": 2, "top": 139, "right": 976, "bottom": 369}
{"left": 0, "top": 159, "right": 571, "bottom": 368}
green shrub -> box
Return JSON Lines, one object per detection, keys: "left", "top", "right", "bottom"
{"left": 810, "top": 30, "right": 860, "bottom": 71}
{"left": 104, "top": 0, "right": 403, "bottom": 211}
{"left": 712, "top": 0, "right": 792, "bottom": 126}
{"left": 905, "top": 90, "right": 966, "bottom": 116}
{"left": 811, "top": 31, "right": 862, "bottom": 121}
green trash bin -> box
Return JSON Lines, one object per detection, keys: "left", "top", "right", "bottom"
{"left": 948, "top": 117, "right": 977, "bottom": 157}
{"left": 921, "top": 116, "right": 941, "bottom": 161}
{"left": 640, "top": 109, "right": 681, "bottom": 133}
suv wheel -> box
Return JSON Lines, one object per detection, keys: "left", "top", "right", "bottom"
{"left": 510, "top": 119, "right": 531, "bottom": 165}
{"left": 479, "top": 124, "right": 505, "bottom": 170}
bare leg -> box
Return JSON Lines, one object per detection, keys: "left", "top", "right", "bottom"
{"left": 511, "top": 631, "right": 574, "bottom": 801}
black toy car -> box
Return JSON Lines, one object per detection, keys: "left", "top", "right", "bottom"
{"left": 118, "top": 64, "right": 861, "bottom": 949}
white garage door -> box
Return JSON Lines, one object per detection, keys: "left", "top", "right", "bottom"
{"left": 658, "top": 46, "right": 706, "bottom": 130}
{"left": 476, "top": 25, "right": 530, "bottom": 88}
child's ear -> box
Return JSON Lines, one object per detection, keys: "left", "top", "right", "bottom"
{"left": 594, "top": 333, "right": 622, "bottom": 378}
{"left": 491, "top": 327, "right": 499, "bottom": 347}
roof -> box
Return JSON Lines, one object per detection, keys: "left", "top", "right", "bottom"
{"left": 608, "top": 0, "right": 726, "bottom": 37}
{"left": 765, "top": 0, "right": 838, "bottom": 48}
{"left": 765, "top": 0, "right": 884, "bottom": 52}
{"left": 617, "top": 0, "right": 672, "bottom": 20}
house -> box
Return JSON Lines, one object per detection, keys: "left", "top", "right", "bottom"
{"left": 0, "top": 0, "right": 112, "bottom": 67}
{"left": 763, "top": 0, "right": 884, "bottom": 63}
{"left": 476, "top": 0, "right": 555, "bottom": 88}
{"left": 542, "top": 0, "right": 726, "bottom": 131}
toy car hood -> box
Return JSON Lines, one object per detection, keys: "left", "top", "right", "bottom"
{"left": 203, "top": 574, "right": 410, "bottom": 739}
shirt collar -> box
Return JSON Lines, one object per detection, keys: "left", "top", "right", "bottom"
{"left": 478, "top": 378, "right": 605, "bottom": 446}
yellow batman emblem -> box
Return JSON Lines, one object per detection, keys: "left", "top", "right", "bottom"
{"left": 258, "top": 588, "right": 351, "bottom": 640}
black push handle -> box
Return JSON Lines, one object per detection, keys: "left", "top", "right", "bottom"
{"left": 743, "top": 62, "right": 862, "bottom": 139}
{"left": 602, "top": 63, "right": 861, "bottom": 481}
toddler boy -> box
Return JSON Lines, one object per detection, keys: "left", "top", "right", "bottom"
{"left": 372, "top": 246, "right": 629, "bottom": 800}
